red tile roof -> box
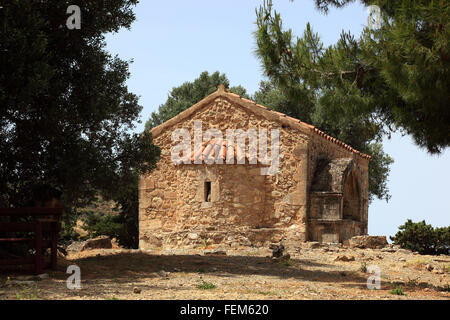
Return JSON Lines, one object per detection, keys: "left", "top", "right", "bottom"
{"left": 152, "top": 85, "right": 371, "bottom": 160}
{"left": 175, "top": 138, "right": 262, "bottom": 165}
{"left": 221, "top": 86, "right": 371, "bottom": 160}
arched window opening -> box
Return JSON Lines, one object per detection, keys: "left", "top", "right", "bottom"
{"left": 342, "top": 171, "right": 360, "bottom": 221}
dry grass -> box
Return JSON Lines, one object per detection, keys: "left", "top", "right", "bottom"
{"left": 0, "top": 247, "right": 448, "bottom": 300}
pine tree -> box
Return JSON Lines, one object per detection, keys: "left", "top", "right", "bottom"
{"left": 255, "top": 0, "right": 449, "bottom": 154}
{"left": 254, "top": 1, "right": 398, "bottom": 201}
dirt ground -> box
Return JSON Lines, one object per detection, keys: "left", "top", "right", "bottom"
{"left": 1, "top": 244, "right": 449, "bottom": 300}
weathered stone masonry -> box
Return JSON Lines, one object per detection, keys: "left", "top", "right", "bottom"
{"left": 139, "top": 85, "right": 371, "bottom": 250}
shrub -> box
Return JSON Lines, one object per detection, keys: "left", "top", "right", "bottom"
{"left": 390, "top": 220, "right": 449, "bottom": 255}
{"left": 59, "top": 210, "right": 82, "bottom": 244}
{"left": 202, "top": 238, "right": 208, "bottom": 249}
{"left": 79, "top": 193, "right": 140, "bottom": 249}
{"left": 81, "top": 209, "right": 139, "bottom": 249}
{"left": 83, "top": 213, "right": 122, "bottom": 241}
{"left": 390, "top": 286, "right": 405, "bottom": 296}
{"left": 197, "top": 280, "right": 216, "bottom": 290}
{"left": 360, "top": 262, "right": 367, "bottom": 273}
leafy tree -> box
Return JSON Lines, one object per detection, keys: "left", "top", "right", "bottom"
{"left": 390, "top": 219, "right": 450, "bottom": 255}
{"left": 99, "top": 169, "right": 143, "bottom": 248}
{"left": 83, "top": 213, "right": 122, "bottom": 241}
{"left": 0, "top": 1, "right": 160, "bottom": 245}
{"left": 145, "top": 71, "right": 250, "bottom": 130}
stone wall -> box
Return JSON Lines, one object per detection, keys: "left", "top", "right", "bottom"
{"left": 308, "top": 219, "right": 364, "bottom": 243}
{"left": 306, "top": 133, "right": 370, "bottom": 242}
{"left": 139, "top": 96, "right": 310, "bottom": 250}
{"left": 139, "top": 93, "right": 370, "bottom": 250}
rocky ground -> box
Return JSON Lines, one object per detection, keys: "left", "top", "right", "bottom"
{"left": 0, "top": 243, "right": 449, "bottom": 300}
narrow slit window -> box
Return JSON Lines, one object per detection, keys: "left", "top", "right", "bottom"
{"left": 204, "top": 181, "right": 211, "bottom": 202}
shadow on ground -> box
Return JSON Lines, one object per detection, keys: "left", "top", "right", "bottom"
{"left": 40, "top": 252, "right": 370, "bottom": 285}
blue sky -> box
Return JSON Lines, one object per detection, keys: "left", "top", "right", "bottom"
{"left": 105, "top": 1, "right": 449, "bottom": 239}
